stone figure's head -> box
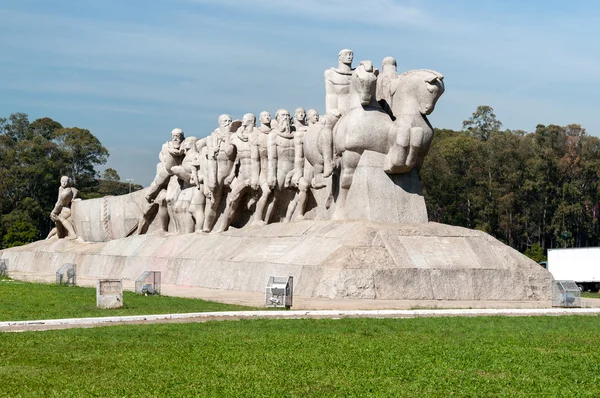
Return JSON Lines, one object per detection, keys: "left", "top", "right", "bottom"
{"left": 218, "top": 114, "right": 233, "bottom": 131}
{"left": 352, "top": 60, "right": 379, "bottom": 107}
{"left": 275, "top": 109, "right": 291, "bottom": 132}
{"left": 60, "top": 175, "right": 72, "bottom": 188}
{"left": 395, "top": 70, "right": 445, "bottom": 115}
{"left": 307, "top": 109, "right": 319, "bottom": 125}
{"left": 294, "top": 108, "right": 306, "bottom": 125}
{"left": 382, "top": 56, "right": 397, "bottom": 73}
{"left": 338, "top": 49, "right": 353, "bottom": 67}
{"left": 170, "top": 128, "right": 185, "bottom": 149}
{"left": 259, "top": 111, "right": 271, "bottom": 126}
{"left": 242, "top": 113, "right": 256, "bottom": 128}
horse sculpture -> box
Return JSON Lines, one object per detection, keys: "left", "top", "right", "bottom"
{"left": 332, "top": 60, "right": 399, "bottom": 218}
{"left": 331, "top": 62, "right": 444, "bottom": 218}
{"left": 385, "top": 69, "right": 445, "bottom": 173}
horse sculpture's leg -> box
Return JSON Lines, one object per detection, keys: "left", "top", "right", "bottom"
{"left": 333, "top": 150, "right": 361, "bottom": 220}
{"left": 384, "top": 125, "right": 410, "bottom": 174}
{"left": 405, "top": 127, "right": 424, "bottom": 168}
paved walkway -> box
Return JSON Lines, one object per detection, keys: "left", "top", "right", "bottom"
{"left": 3, "top": 307, "right": 600, "bottom": 333}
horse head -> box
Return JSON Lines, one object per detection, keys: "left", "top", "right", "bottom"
{"left": 350, "top": 60, "right": 379, "bottom": 109}
{"left": 392, "top": 69, "right": 444, "bottom": 116}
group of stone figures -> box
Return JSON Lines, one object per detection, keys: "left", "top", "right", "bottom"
{"left": 47, "top": 49, "right": 445, "bottom": 238}
{"left": 134, "top": 49, "right": 444, "bottom": 234}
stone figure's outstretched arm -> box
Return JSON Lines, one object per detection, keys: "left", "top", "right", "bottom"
{"left": 267, "top": 132, "right": 278, "bottom": 188}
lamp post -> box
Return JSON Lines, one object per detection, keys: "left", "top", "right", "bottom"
{"left": 125, "top": 179, "right": 134, "bottom": 194}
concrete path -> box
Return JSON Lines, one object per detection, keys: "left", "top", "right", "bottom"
{"left": 2, "top": 307, "right": 600, "bottom": 333}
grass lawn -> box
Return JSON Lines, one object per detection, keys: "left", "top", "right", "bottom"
{"left": 0, "top": 279, "right": 256, "bottom": 321}
{"left": 581, "top": 291, "right": 600, "bottom": 298}
{"left": 1, "top": 316, "right": 599, "bottom": 397}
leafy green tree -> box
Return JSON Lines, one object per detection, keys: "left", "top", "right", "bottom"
{"left": 462, "top": 105, "right": 503, "bottom": 141}
{"left": 102, "top": 168, "right": 120, "bottom": 182}
{"left": 524, "top": 243, "right": 547, "bottom": 263}
{"left": 2, "top": 220, "right": 39, "bottom": 248}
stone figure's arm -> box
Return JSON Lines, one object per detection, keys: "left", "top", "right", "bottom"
{"left": 292, "top": 133, "right": 304, "bottom": 186}
{"left": 224, "top": 141, "right": 238, "bottom": 186}
{"left": 267, "top": 132, "right": 277, "bottom": 188}
{"left": 72, "top": 188, "right": 80, "bottom": 201}
{"left": 224, "top": 135, "right": 236, "bottom": 158}
{"left": 250, "top": 134, "right": 260, "bottom": 189}
{"left": 324, "top": 70, "right": 338, "bottom": 115}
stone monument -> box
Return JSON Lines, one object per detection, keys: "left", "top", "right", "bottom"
{"left": 0, "top": 49, "right": 553, "bottom": 304}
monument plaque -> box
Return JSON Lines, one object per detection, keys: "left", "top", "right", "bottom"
{"left": 96, "top": 279, "right": 123, "bottom": 309}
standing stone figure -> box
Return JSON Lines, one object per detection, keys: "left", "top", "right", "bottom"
{"left": 295, "top": 109, "right": 320, "bottom": 218}
{"left": 46, "top": 176, "right": 79, "bottom": 240}
{"left": 203, "top": 114, "right": 237, "bottom": 232}
{"left": 218, "top": 113, "right": 258, "bottom": 232}
{"left": 264, "top": 109, "right": 297, "bottom": 223}
{"left": 376, "top": 56, "right": 398, "bottom": 117}
{"left": 170, "top": 136, "right": 200, "bottom": 233}
{"left": 324, "top": 49, "right": 354, "bottom": 116}
{"left": 251, "top": 111, "right": 273, "bottom": 225}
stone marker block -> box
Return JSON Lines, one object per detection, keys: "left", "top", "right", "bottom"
{"left": 96, "top": 279, "right": 123, "bottom": 309}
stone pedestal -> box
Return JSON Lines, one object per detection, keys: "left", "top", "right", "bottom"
{"left": 344, "top": 151, "right": 427, "bottom": 223}
{"left": 1, "top": 221, "right": 552, "bottom": 302}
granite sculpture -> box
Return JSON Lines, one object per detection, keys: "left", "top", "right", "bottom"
{"left": 46, "top": 176, "right": 79, "bottom": 240}
{"left": 0, "top": 49, "right": 556, "bottom": 304}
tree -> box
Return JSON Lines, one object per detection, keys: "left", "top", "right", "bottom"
{"left": 52, "top": 127, "right": 109, "bottom": 191}
{"left": 462, "top": 105, "right": 503, "bottom": 141}
{"left": 102, "top": 168, "right": 120, "bottom": 182}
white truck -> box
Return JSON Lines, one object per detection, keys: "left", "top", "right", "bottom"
{"left": 547, "top": 247, "right": 600, "bottom": 292}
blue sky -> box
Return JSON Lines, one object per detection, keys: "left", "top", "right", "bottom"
{"left": 1, "top": 0, "right": 599, "bottom": 186}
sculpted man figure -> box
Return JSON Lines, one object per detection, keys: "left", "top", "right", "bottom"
{"left": 218, "top": 113, "right": 258, "bottom": 232}
{"left": 256, "top": 109, "right": 296, "bottom": 224}
{"left": 376, "top": 56, "right": 399, "bottom": 117}
{"left": 251, "top": 111, "right": 273, "bottom": 225}
{"left": 146, "top": 128, "right": 185, "bottom": 204}
{"left": 203, "top": 114, "right": 236, "bottom": 232}
{"left": 324, "top": 49, "right": 354, "bottom": 116}
{"left": 136, "top": 128, "right": 185, "bottom": 235}
{"left": 47, "top": 176, "right": 79, "bottom": 240}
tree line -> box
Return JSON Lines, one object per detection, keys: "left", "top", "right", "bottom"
{"left": 0, "top": 113, "right": 142, "bottom": 248}
{"left": 421, "top": 106, "right": 600, "bottom": 262}
{"left": 2, "top": 108, "right": 598, "bottom": 261}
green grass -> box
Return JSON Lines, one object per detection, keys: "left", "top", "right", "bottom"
{"left": 581, "top": 291, "right": 600, "bottom": 298}
{"left": 0, "top": 279, "right": 256, "bottom": 321}
{"left": 1, "top": 316, "right": 600, "bottom": 397}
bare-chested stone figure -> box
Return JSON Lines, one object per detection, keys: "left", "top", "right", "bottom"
{"left": 203, "top": 114, "right": 236, "bottom": 232}
{"left": 146, "top": 128, "right": 185, "bottom": 204}
{"left": 251, "top": 111, "right": 273, "bottom": 225}
{"left": 46, "top": 176, "right": 79, "bottom": 240}
{"left": 264, "top": 109, "right": 297, "bottom": 223}
{"left": 170, "top": 136, "right": 200, "bottom": 233}
{"left": 295, "top": 109, "right": 320, "bottom": 219}
{"left": 324, "top": 49, "right": 354, "bottom": 116}
{"left": 218, "top": 113, "right": 258, "bottom": 232}
{"left": 376, "top": 56, "right": 398, "bottom": 117}
{"left": 137, "top": 128, "right": 185, "bottom": 235}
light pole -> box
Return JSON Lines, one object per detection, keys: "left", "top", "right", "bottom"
{"left": 125, "top": 179, "right": 134, "bottom": 194}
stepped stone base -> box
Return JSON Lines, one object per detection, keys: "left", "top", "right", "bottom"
{"left": 0, "top": 220, "right": 552, "bottom": 301}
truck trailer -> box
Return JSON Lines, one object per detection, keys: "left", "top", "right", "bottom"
{"left": 547, "top": 247, "right": 600, "bottom": 292}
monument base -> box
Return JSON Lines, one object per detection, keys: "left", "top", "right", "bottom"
{"left": 0, "top": 220, "right": 552, "bottom": 301}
